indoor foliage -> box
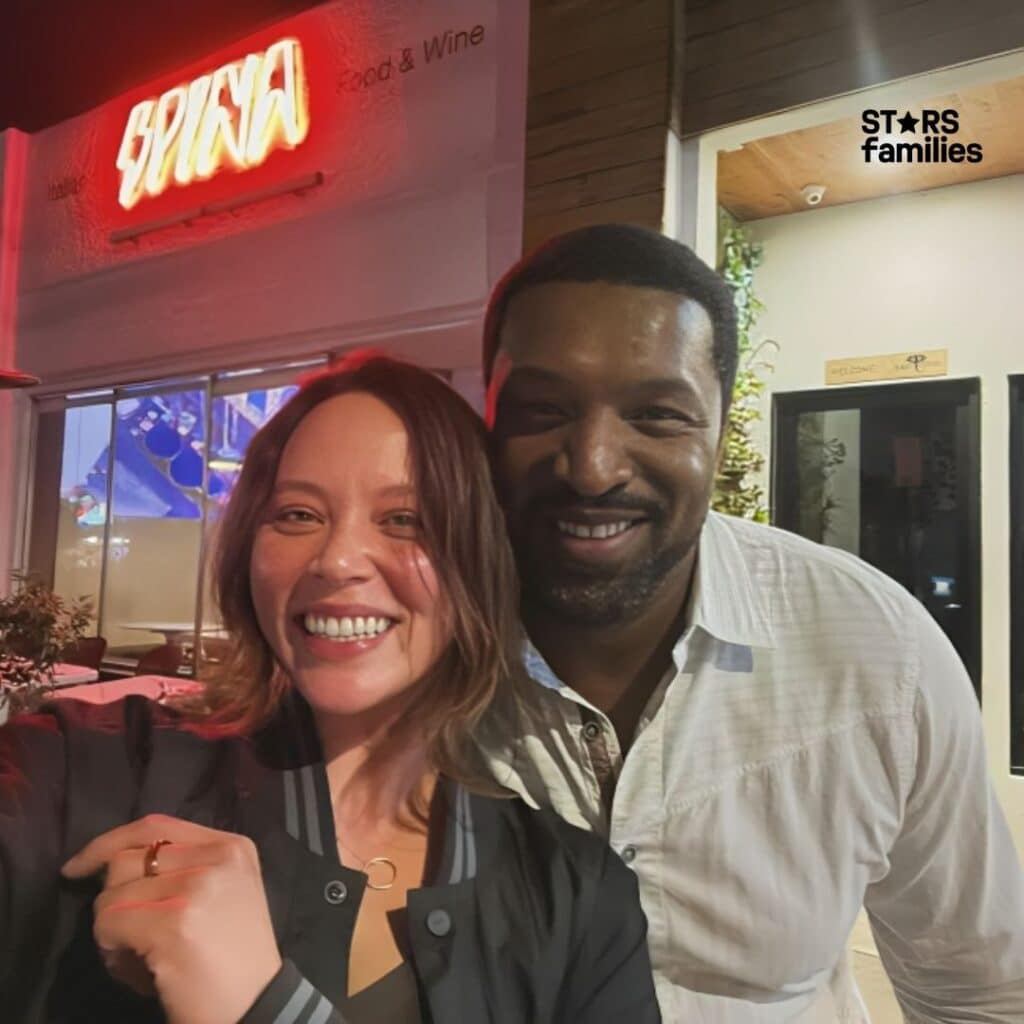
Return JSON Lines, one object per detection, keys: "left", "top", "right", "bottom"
{"left": 713, "top": 220, "right": 778, "bottom": 522}
{"left": 0, "top": 573, "right": 92, "bottom": 715}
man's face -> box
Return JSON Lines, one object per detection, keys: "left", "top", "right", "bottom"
{"left": 487, "top": 281, "right": 723, "bottom": 627}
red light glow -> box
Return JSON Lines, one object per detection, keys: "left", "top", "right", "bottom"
{"left": 115, "top": 37, "right": 309, "bottom": 210}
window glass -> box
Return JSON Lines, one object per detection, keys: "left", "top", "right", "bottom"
{"left": 53, "top": 404, "right": 112, "bottom": 615}
{"left": 208, "top": 385, "right": 298, "bottom": 507}
{"left": 100, "top": 389, "right": 207, "bottom": 660}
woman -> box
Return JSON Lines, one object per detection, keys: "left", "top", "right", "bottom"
{"left": 0, "top": 353, "right": 661, "bottom": 1023}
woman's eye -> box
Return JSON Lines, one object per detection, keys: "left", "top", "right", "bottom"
{"left": 273, "top": 507, "right": 319, "bottom": 525}
{"left": 383, "top": 510, "right": 421, "bottom": 530}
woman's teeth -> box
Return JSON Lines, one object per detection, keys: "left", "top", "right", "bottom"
{"left": 556, "top": 520, "right": 632, "bottom": 539}
{"left": 303, "top": 614, "right": 392, "bottom": 641}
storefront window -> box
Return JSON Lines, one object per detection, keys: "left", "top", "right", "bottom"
{"left": 53, "top": 404, "right": 113, "bottom": 616}
{"left": 100, "top": 387, "right": 207, "bottom": 660}
{"left": 773, "top": 379, "right": 981, "bottom": 695}
{"left": 1011, "top": 376, "right": 1024, "bottom": 775}
{"left": 38, "top": 362, "right": 321, "bottom": 672}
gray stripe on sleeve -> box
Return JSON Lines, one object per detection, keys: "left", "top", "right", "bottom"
{"left": 449, "top": 785, "right": 465, "bottom": 884}
{"left": 300, "top": 764, "right": 323, "bottom": 855}
{"left": 462, "top": 785, "right": 477, "bottom": 880}
{"left": 272, "top": 977, "right": 314, "bottom": 1024}
{"left": 283, "top": 770, "right": 300, "bottom": 841}
{"left": 306, "top": 996, "right": 336, "bottom": 1024}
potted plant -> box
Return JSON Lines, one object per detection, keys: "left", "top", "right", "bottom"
{"left": 0, "top": 573, "right": 93, "bottom": 717}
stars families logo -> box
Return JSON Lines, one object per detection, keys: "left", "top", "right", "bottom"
{"left": 861, "top": 109, "right": 983, "bottom": 165}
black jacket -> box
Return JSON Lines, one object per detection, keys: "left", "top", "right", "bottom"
{"left": 0, "top": 697, "right": 661, "bottom": 1023}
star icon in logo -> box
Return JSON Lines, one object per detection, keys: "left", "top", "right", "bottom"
{"left": 897, "top": 111, "right": 919, "bottom": 133}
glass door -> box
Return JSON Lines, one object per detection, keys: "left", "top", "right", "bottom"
{"left": 772, "top": 378, "right": 981, "bottom": 695}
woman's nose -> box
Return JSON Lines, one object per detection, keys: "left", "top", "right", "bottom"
{"left": 309, "top": 521, "right": 376, "bottom": 584}
{"left": 553, "top": 408, "right": 633, "bottom": 497}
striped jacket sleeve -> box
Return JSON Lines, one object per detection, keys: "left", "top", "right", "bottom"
{"left": 242, "top": 959, "right": 345, "bottom": 1024}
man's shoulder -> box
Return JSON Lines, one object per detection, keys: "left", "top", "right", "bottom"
{"left": 707, "top": 511, "right": 917, "bottom": 622}
{"left": 705, "top": 513, "right": 926, "bottom": 715}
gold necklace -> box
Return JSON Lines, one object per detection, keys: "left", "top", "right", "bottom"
{"left": 336, "top": 836, "right": 398, "bottom": 891}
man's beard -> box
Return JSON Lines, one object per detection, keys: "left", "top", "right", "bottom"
{"left": 515, "top": 522, "right": 694, "bottom": 628}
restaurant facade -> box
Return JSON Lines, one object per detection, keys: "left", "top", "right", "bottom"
{"left": 0, "top": 0, "right": 528, "bottom": 666}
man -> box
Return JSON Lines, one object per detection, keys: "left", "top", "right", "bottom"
{"left": 478, "top": 224, "right": 1024, "bottom": 1022}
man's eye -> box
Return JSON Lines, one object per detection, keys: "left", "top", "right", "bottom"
{"left": 629, "top": 407, "right": 686, "bottom": 421}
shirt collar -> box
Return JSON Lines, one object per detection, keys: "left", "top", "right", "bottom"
{"left": 689, "top": 511, "right": 776, "bottom": 651}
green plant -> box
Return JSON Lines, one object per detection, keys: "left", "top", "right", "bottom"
{"left": 796, "top": 418, "right": 847, "bottom": 541}
{"left": 713, "top": 218, "right": 778, "bottom": 523}
{"left": 0, "top": 573, "right": 92, "bottom": 715}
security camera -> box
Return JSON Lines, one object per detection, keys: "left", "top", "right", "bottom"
{"left": 801, "top": 184, "right": 826, "bottom": 206}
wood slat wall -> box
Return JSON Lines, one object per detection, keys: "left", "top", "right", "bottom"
{"left": 523, "top": 0, "right": 681, "bottom": 253}
{"left": 682, "top": 0, "right": 1024, "bottom": 136}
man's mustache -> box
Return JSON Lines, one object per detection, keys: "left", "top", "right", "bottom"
{"left": 522, "top": 488, "right": 666, "bottom": 521}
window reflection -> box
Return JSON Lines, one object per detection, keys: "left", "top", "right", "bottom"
{"left": 209, "top": 386, "right": 297, "bottom": 505}
{"left": 43, "top": 368, "right": 318, "bottom": 673}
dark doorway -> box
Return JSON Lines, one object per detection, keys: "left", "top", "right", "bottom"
{"left": 772, "top": 379, "right": 981, "bottom": 696}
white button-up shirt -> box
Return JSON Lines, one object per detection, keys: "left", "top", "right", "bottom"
{"left": 477, "top": 512, "right": 1024, "bottom": 1022}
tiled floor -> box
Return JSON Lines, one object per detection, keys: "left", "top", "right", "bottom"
{"left": 850, "top": 913, "right": 902, "bottom": 1023}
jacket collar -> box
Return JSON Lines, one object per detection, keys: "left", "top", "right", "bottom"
{"left": 241, "top": 691, "right": 485, "bottom": 885}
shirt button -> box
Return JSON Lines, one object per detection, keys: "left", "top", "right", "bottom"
{"left": 621, "top": 845, "right": 637, "bottom": 865}
{"left": 323, "top": 880, "right": 348, "bottom": 905}
{"left": 582, "top": 721, "right": 602, "bottom": 742}
{"left": 426, "top": 909, "right": 452, "bottom": 937}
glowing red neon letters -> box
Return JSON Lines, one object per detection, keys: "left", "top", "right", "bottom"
{"left": 116, "top": 37, "right": 309, "bottom": 211}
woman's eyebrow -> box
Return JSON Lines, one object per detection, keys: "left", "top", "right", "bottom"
{"left": 271, "top": 479, "right": 326, "bottom": 498}
{"left": 272, "top": 480, "right": 417, "bottom": 500}
{"left": 376, "top": 484, "right": 417, "bottom": 500}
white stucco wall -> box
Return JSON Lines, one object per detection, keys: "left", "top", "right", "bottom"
{"left": 744, "top": 172, "right": 1024, "bottom": 850}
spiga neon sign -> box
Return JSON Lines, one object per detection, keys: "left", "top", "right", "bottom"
{"left": 116, "top": 37, "right": 309, "bottom": 211}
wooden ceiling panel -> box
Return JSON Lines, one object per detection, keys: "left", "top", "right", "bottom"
{"left": 718, "top": 73, "right": 1024, "bottom": 221}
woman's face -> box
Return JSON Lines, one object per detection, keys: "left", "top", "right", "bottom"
{"left": 250, "top": 392, "right": 450, "bottom": 723}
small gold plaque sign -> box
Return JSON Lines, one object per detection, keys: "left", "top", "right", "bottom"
{"left": 825, "top": 349, "right": 948, "bottom": 385}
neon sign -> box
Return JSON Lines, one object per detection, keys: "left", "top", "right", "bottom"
{"left": 115, "top": 37, "right": 309, "bottom": 211}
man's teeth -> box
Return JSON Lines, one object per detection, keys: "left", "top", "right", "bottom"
{"left": 556, "top": 520, "right": 633, "bottom": 540}
{"left": 303, "top": 614, "right": 393, "bottom": 641}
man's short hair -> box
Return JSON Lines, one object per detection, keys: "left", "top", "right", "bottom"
{"left": 482, "top": 223, "right": 739, "bottom": 414}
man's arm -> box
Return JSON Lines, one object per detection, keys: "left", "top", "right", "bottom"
{"left": 864, "top": 601, "right": 1024, "bottom": 1023}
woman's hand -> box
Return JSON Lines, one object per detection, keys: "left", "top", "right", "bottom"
{"left": 61, "top": 815, "right": 283, "bottom": 1024}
